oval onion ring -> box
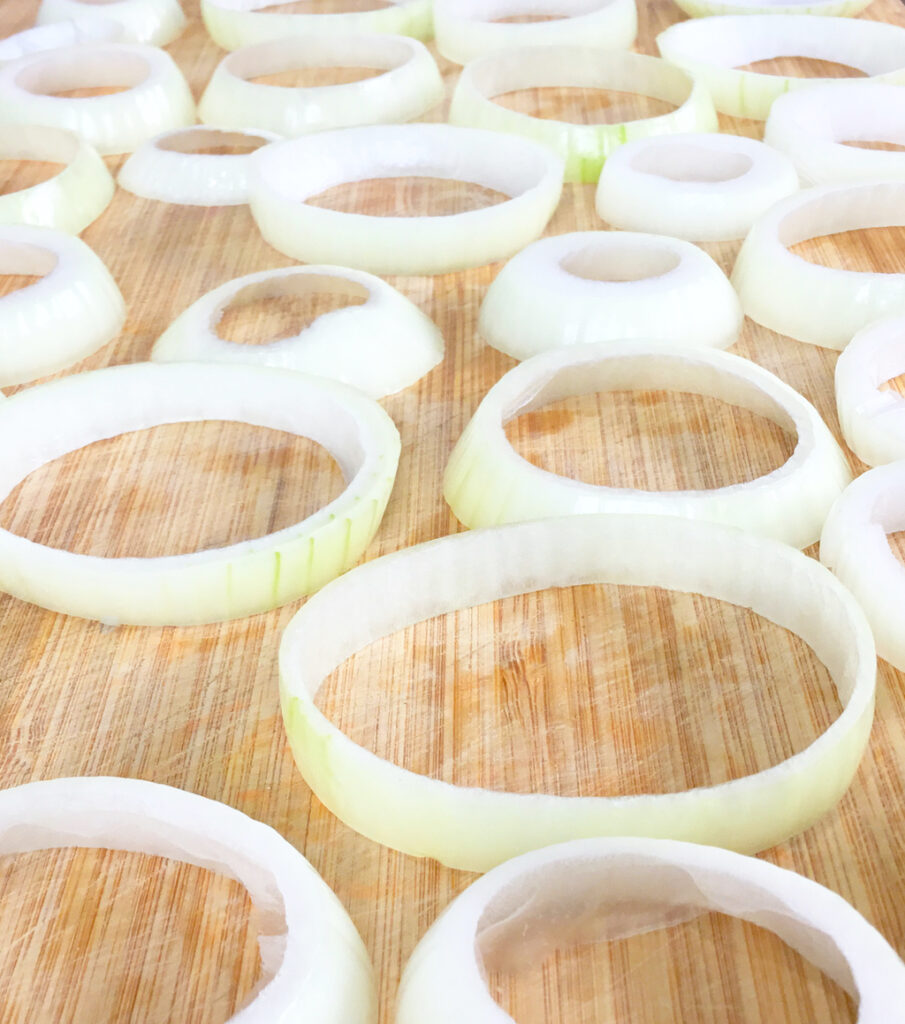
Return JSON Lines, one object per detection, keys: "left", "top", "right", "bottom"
{"left": 36, "top": 0, "right": 187, "bottom": 47}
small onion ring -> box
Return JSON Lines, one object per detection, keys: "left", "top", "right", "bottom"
{"left": 732, "top": 181, "right": 905, "bottom": 349}
{"left": 0, "top": 776, "right": 376, "bottom": 1024}
{"left": 835, "top": 314, "right": 905, "bottom": 467}
{"left": 118, "top": 126, "right": 282, "bottom": 207}
{"left": 444, "top": 341, "right": 850, "bottom": 548}
{"left": 249, "top": 124, "right": 564, "bottom": 275}
{"left": 479, "top": 231, "right": 743, "bottom": 357}
{"left": 279, "top": 513, "right": 875, "bottom": 871}
{"left": 595, "top": 132, "right": 799, "bottom": 242}
{"left": 820, "top": 462, "right": 905, "bottom": 672}
{"left": 201, "top": 0, "right": 433, "bottom": 53}
{"left": 0, "top": 124, "right": 114, "bottom": 234}
{"left": 656, "top": 15, "right": 905, "bottom": 120}
{"left": 396, "top": 837, "right": 905, "bottom": 1021}
{"left": 0, "top": 43, "right": 195, "bottom": 156}
{"left": 151, "top": 265, "right": 444, "bottom": 399}
{"left": 0, "top": 362, "right": 400, "bottom": 625}
{"left": 198, "top": 34, "right": 443, "bottom": 137}
{"left": 0, "top": 223, "right": 125, "bottom": 386}
{"left": 765, "top": 81, "right": 905, "bottom": 186}
{"left": 450, "top": 46, "right": 717, "bottom": 183}
{"left": 36, "top": 0, "right": 187, "bottom": 47}
{"left": 0, "top": 17, "right": 122, "bottom": 65}
{"left": 433, "top": 0, "right": 637, "bottom": 66}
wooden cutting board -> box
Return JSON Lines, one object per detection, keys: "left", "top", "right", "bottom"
{"left": 0, "top": 1, "right": 903, "bottom": 1020}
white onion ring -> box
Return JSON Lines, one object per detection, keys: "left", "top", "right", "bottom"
{"left": 0, "top": 17, "right": 122, "bottom": 65}
{"left": 835, "top": 314, "right": 905, "bottom": 467}
{"left": 0, "top": 223, "right": 125, "bottom": 386}
{"left": 249, "top": 124, "right": 564, "bottom": 275}
{"left": 732, "top": 181, "right": 905, "bottom": 350}
{"left": 0, "top": 362, "right": 400, "bottom": 625}
{"left": 36, "top": 0, "right": 187, "bottom": 46}
{"left": 118, "top": 126, "right": 282, "bottom": 207}
{"left": 0, "top": 124, "right": 114, "bottom": 234}
{"left": 433, "top": 0, "right": 637, "bottom": 66}
{"left": 595, "top": 132, "right": 799, "bottom": 241}
{"left": 480, "top": 231, "right": 742, "bottom": 358}
{"left": 450, "top": 46, "right": 717, "bottom": 183}
{"left": 279, "top": 513, "right": 875, "bottom": 871}
{"left": 765, "top": 81, "right": 905, "bottom": 186}
{"left": 198, "top": 34, "right": 443, "bottom": 137}
{"left": 656, "top": 15, "right": 905, "bottom": 120}
{"left": 444, "top": 341, "right": 849, "bottom": 548}
{"left": 0, "top": 776, "right": 376, "bottom": 1024}
{"left": 201, "top": 0, "right": 432, "bottom": 53}
{"left": 0, "top": 43, "right": 195, "bottom": 155}
{"left": 151, "top": 265, "right": 444, "bottom": 399}
{"left": 820, "top": 462, "right": 905, "bottom": 672}
{"left": 396, "top": 837, "right": 905, "bottom": 1021}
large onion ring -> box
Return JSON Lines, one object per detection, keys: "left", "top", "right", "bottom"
{"left": 279, "top": 513, "right": 875, "bottom": 871}
{"left": 36, "top": 0, "right": 187, "bottom": 47}
{"left": 0, "top": 362, "right": 400, "bottom": 625}
{"left": 0, "top": 776, "right": 376, "bottom": 1024}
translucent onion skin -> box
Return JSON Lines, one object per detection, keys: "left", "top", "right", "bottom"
{"left": 433, "top": 0, "right": 637, "bottom": 66}
{"left": 0, "top": 777, "right": 377, "bottom": 1024}
{"left": 279, "top": 513, "right": 875, "bottom": 871}
{"left": 36, "top": 0, "right": 187, "bottom": 47}
{"left": 152, "top": 265, "right": 444, "bottom": 399}
{"left": 450, "top": 47, "right": 718, "bottom": 183}
{"left": 201, "top": 0, "right": 433, "bottom": 53}
{"left": 656, "top": 15, "right": 905, "bottom": 120}
{"left": 732, "top": 181, "right": 905, "bottom": 349}
{"left": 595, "top": 132, "right": 799, "bottom": 242}
{"left": 0, "top": 124, "right": 114, "bottom": 234}
{"left": 0, "top": 18, "right": 122, "bottom": 65}
{"left": 0, "top": 362, "right": 401, "bottom": 625}
{"left": 397, "top": 838, "right": 905, "bottom": 1023}
{"left": 198, "top": 34, "right": 444, "bottom": 138}
{"left": 444, "top": 341, "right": 850, "bottom": 548}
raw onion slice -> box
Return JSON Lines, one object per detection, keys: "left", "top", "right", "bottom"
{"left": 118, "top": 126, "right": 282, "bottom": 207}
{"left": 0, "top": 776, "right": 376, "bottom": 1024}
{"left": 0, "top": 43, "right": 195, "bottom": 156}
{"left": 674, "top": 0, "right": 873, "bottom": 16}
{"left": 595, "top": 132, "right": 799, "bottom": 242}
{"left": 450, "top": 46, "right": 717, "bottom": 184}
{"left": 443, "top": 341, "right": 850, "bottom": 548}
{"left": 151, "top": 265, "right": 443, "bottom": 399}
{"left": 0, "top": 362, "right": 400, "bottom": 625}
{"left": 201, "top": 0, "right": 432, "bottom": 53}
{"left": 835, "top": 314, "right": 905, "bottom": 467}
{"left": 0, "top": 224, "right": 125, "bottom": 386}
{"left": 0, "top": 124, "right": 114, "bottom": 234}
{"left": 656, "top": 15, "right": 905, "bottom": 120}
{"left": 199, "top": 34, "right": 443, "bottom": 138}
{"left": 249, "top": 124, "right": 564, "bottom": 275}
{"left": 0, "top": 17, "right": 122, "bottom": 65}
{"left": 821, "top": 463, "right": 905, "bottom": 672}
{"left": 433, "top": 0, "right": 637, "bottom": 66}
{"left": 36, "top": 0, "right": 187, "bottom": 46}
{"left": 279, "top": 513, "right": 875, "bottom": 871}
{"left": 732, "top": 181, "right": 905, "bottom": 349}
{"left": 396, "top": 837, "right": 905, "bottom": 1020}
{"left": 765, "top": 81, "right": 905, "bottom": 186}
{"left": 480, "top": 231, "right": 742, "bottom": 358}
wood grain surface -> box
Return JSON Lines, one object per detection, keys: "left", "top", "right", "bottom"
{"left": 0, "top": 1, "right": 904, "bottom": 1021}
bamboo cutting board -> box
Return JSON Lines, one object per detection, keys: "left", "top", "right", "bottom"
{"left": 0, "top": 0, "right": 904, "bottom": 1020}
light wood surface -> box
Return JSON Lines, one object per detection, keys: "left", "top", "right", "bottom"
{"left": 0, "top": 1, "right": 904, "bottom": 1021}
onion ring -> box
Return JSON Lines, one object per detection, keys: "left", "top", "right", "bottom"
{"left": 36, "top": 0, "right": 187, "bottom": 47}
{"left": 396, "top": 837, "right": 905, "bottom": 1020}
{"left": 450, "top": 46, "right": 717, "bottom": 183}
{"left": 279, "top": 513, "right": 875, "bottom": 870}
{"left": 249, "top": 124, "right": 564, "bottom": 275}
{"left": 0, "top": 776, "right": 376, "bottom": 1024}
{"left": 0, "top": 362, "right": 400, "bottom": 625}
{"left": 198, "top": 34, "right": 443, "bottom": 137}
{"left": 0, "top": 17, "right": 122, "bottom": 65}
{"left": 673, "top": 0, "right": 872, "bottom": 16}
{"left": 444, "top": 341, "right": 849, "bottom": 548}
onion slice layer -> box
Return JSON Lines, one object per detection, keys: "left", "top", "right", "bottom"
{"left": 36, "top": 0, "right": 187, "bottom": 46}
